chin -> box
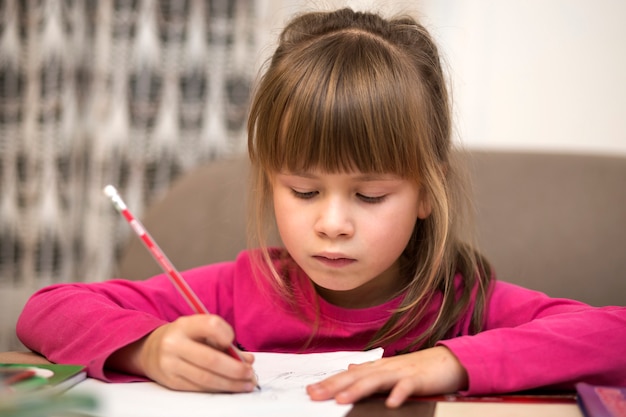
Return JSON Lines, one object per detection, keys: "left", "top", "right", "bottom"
{"left": 306, "top": 270, "right": 369, "bottom": 292}
{"left": 311, "top": 280, "right": 362, "bottom": 293}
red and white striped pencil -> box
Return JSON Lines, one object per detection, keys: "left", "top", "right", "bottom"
{"left": 103, "top": 185, "right": 259, "bottom": 389}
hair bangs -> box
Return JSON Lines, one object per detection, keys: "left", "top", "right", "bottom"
{"left": 254, "top": 30, "right": 424, "bottom": 179}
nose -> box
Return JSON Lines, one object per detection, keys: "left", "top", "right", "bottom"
{"left": 314, "top": 196, "right": 355, "bottom": 239}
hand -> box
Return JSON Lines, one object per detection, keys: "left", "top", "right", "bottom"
{"left": 306, "top": 346, "right": 468, "bottom": 408}
{"left": 108, "top": 314, "right": 257, "bottom": 392}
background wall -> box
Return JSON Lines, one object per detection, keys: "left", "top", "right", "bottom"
{"left": 309, "top": 0, "right": 626, "bottom": 154}
{"left": 425, "top": 0, "right": 626, "bottom": 155}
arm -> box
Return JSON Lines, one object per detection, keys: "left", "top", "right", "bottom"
{"left": 308, "top": 281, "right": 626, "bottom": 406}
{"left": 16, "top": 263, "right": 240, "bottom": 383}
{"left": 440, "top": 281, "right": 626, "bottom": 395}
{"left": 16, "top": 277, "right": 176, "bottom": 381}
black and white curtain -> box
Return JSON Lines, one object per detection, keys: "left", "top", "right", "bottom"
{"left": 0, "top": 0, "right": 296, "bottom": 350}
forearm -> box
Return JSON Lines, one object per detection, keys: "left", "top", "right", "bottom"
{"left": 440, "top": 306, "right": 626, "bottom": 395}
{"left": 16, "top": 282, "right": 167, "bottom": 381}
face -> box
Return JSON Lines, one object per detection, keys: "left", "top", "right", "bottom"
{"left": 272, "top": 169, "right": 430, "bottom": 308}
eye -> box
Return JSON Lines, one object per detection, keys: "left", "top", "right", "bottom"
{"left": 357, "top": 193, "right": 386, "bottom": 204}
{"left": 291, "top": 189, "right": 318, "bottom": 200}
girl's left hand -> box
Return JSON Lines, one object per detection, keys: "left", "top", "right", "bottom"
{"left": 306, "top": 346, "right": 468, "bottom": 408}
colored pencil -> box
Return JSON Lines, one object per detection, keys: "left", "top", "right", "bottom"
{"left": 103, "top": 185, "right": 259, "bottom": 390}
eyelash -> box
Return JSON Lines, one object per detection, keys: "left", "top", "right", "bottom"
{"left": 291, "top": 190, "right": 317, "bottom": 200}
{"left": 358, "top": 194, "right": 386, "bottom": 204}
{"left": 290, "top": 190, "right": 386, "bottom": 204}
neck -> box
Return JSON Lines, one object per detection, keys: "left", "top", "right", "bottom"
{"left": 313, "top": 262, "right": 406, "bottom": 309}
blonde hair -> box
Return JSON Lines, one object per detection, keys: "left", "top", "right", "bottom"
{"left": 247, "top": 8, "right": 491, "bottom": 350}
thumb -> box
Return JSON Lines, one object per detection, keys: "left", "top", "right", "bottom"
{"left": 182, "top": 314, "right": 236, "bottom": 350}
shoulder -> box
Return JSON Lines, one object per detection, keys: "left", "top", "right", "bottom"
{"left": 484, "top": 279, "right": 592, "bottom": 328}
{"left": 488, "top": 279, "right": 581, "bottom": 306}
{"left": 451, "top": 270, "right": 577, "bottom": 306}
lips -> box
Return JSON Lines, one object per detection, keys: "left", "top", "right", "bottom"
{"left": 313, "top": 254, "right": 356, "bottom": 268}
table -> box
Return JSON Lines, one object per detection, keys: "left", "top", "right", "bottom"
{"left": 0, "top": 351, "right": 583, "bottom": 417}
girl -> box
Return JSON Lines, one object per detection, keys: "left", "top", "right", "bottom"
{"left": 17, "top": 8, "right": 626, "bottom": 409}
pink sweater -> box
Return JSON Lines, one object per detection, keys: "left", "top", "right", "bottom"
{"left": 16, "top": 249, "right": 626, "bottom": 395}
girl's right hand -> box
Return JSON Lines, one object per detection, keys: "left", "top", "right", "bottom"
{"left": 108, "top": 314, "right": 257, "bottom": 392}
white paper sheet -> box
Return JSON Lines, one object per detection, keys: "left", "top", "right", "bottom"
{"left": 71, "top": 348, "right": 384, "bottom": 417}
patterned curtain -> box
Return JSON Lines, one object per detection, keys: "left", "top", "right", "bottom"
{"left": 0, "top": 0, "right": 292, "bottom": 350}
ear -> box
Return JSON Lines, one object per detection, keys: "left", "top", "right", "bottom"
{"left": 417, "top": 188, "right": 432, "bottom": 219}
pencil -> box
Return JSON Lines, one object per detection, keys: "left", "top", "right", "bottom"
{"left": 103, "top": 185, "right": 260, "bottom": 390}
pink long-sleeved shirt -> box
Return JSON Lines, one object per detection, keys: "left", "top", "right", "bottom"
{"left": 16, "top": 249, "right": 626, "bottom": 395}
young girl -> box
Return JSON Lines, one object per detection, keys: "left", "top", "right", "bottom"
{"left": 16, "top": 7, "right": 625, "bottom": 409}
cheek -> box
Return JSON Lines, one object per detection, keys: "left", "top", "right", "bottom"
{"left": 375, "top": 213, "right": 417, "bottom": 250}
{"left": 368, "top": 201, "right": 420, "bottom": 252}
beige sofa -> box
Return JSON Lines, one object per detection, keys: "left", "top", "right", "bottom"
{"left": 116, "top": 150, "right": 626, "bottom": 307}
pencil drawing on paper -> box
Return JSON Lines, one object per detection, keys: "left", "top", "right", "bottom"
{"left": 249, "top": 369, "right": 345, "bottom": 401}
{"left": 262, "top": 369, "right": 343, "bottom": 391}
{"left": 243, "top": 350, "right": 384, "bottom": 401}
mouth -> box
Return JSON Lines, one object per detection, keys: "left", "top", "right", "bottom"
{"left": 313, "top": 254, "right": 356, "bottom": 268}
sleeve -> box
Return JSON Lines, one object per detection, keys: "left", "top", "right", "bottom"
{"left": 437, "top": 281, "right": 626, "bottom": 395}
{"left": 15, "top": 261, "right": 238, "bottom": 382}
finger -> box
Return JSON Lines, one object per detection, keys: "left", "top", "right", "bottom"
{"left": 179, "top": 340, "right": 256, "bottom": 384}
{"left": 307, "top": 359, "right": 387, "bottom": 399}
{"left": 307, "top": 370, "right": 360, "bottom": 401}
{"left": 181, "top": 355, "right": 256, "bottom": 392}
{"left": 178, "top": 315, "right": 255, "bottom": 372}
{"left": 183, "top": 314, "right": 236, "bottom": 350}
{"left": 162, "top": 355, "right": 256, "bottom": 393}
{"left": 346, "top": 361, "right": 371, "bottom": 370}
{"left": 307, "top": 364, "right": 386, "bottom": 402}
{"left": 386, "top": 377, "right": 422, "bottom": 408}
{"left": 331, "top": 370, "right": 400, "bottom": 404}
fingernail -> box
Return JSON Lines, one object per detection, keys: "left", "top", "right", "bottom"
{"left": 306, "top": 384, "right": 325, "bottom": 397}
{"left": 386, "top": 395, "right": 401, "bottom": 408}
{"left": 311, "top": 383, "right": 327, "bottom": 391}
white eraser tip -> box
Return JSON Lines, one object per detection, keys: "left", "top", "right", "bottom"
{"left": 103, "top": 185, "right": 118, "bottom": 198}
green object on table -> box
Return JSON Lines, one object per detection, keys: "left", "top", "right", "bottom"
{"left": 0, "top": 393, "right": 98, "bottom": 417}
{"left": 0, "top": 363, "right": 96, "bottom": 416}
